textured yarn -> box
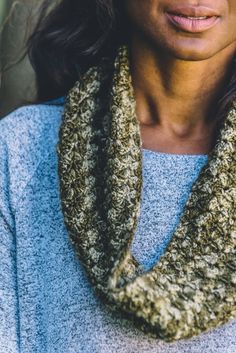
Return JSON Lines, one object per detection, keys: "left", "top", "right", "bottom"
{"left": 0, "top": 102, "right": 236, "bottom": 352}
{"left": 58, "top": 45, "right": 236, "bottom": 341}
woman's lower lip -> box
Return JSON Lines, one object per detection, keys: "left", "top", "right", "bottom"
{"left": 166, "top": 13, "right": 220, "bottom": 33}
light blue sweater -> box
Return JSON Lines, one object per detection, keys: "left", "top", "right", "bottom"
{"left": 0, "top": 99, "right": 236, "bottom": 353}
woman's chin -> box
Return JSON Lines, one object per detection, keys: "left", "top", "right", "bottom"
{"left": 165, "top": 40, "right": 221, "bottom": 61}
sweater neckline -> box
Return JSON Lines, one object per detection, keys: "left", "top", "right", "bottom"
{"left": 141, "top": 147, "right": 208, "bottom": 158}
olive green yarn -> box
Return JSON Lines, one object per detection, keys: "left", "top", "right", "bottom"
{"left": 57, "top": 45, "right": 236, "bottom": 342}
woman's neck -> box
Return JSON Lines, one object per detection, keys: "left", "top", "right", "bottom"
{"left": 129, "top": 37, "right": 235, "bottom": 153}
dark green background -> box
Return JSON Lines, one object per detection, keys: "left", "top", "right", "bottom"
{"left": 0, "top": 1, "right": 57, "bottom": 118}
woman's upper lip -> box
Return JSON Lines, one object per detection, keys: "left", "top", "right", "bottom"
{"left": 166, "top": 5, "right": 220, "bottom": 17}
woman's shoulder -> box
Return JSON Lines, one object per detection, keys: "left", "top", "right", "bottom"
{"left": 0, "top": 99, "right": 65, "bottom": 159}
{"left": 0, "top": 100, "right": 65, "bottom": 210}
{"left": 0, "top": 98, "right": 65, "bottom": 146}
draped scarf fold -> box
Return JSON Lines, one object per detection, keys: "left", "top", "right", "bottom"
{"left": 57, "top": 45, "right": 236, "bottom": 342}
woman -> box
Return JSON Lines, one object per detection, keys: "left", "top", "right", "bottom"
{"left": 0, "top": 0, "right": 235, "bottom": 352}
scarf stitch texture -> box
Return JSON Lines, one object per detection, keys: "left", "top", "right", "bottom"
{"left": 57, "top": 45, "right": 236, "bottom": 342}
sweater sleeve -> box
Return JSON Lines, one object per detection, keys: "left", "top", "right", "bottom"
{"left": 0, "top": 137, "right": 20, "bottom": 353}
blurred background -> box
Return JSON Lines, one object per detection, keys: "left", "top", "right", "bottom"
{"left": 0, "top": 0, "right": 53, "bottom": 118}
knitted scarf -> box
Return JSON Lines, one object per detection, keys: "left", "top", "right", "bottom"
{"left": 57, "top": 45, "right": 236, "bottom": 342}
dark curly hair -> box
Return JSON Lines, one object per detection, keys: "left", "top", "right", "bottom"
{"left": 27, "top": 0, "right": 127, "bottom": 101}
{"left": 28, "top": 0, "right": 236, "bottom": 124}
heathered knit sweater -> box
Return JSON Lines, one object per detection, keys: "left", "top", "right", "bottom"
{"left": 0, "top": 99, "right": 236, "bottom": 353}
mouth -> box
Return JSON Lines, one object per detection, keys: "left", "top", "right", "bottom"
{"left": 165, "top": 6, "right": 220, "bottom": 33}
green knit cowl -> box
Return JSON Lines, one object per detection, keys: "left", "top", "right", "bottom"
{"left": 57, "top": 45, "right": 236, "bottom": 342}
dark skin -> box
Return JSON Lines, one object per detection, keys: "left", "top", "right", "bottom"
{"left": 125, "top": 0, "right": 236, "bottom": 154}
